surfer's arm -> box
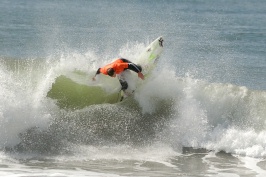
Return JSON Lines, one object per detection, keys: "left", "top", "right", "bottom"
{"left": 92, "top": 68, "right": 101, "bottom": 81}
{"left": 128, "top": 63, "right": 145, "bottom": 80}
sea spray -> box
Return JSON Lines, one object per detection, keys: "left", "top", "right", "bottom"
{"left": 0, "top": 43, "right": 265, "bottom": 158}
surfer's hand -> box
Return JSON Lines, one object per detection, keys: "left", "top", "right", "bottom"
{"left": 92, "top": 77, "right": 96, "bottom": 81}
{"left": 138, "top": 72, "right": 144, "bottom": 80}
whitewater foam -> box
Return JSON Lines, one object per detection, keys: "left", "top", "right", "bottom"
{"left": 136, "top": 66, "right": 266, "bottom": 157}
{"left": 0, "top": 41, "right": 266, "bottom": 160}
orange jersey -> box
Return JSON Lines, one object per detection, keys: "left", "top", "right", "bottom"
{"left": 100, "top": 59, "right": 129, "bottom": 75}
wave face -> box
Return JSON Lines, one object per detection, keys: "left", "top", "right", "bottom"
{"left": 0, "top": 44, "right": 265, "bottom": 158}
{"left": 47, "top": 75, "right": 122, "bottom": 109}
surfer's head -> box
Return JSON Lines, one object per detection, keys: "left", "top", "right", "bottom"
{"left": 107, "top": 68, "right": 115, "bottom": 77}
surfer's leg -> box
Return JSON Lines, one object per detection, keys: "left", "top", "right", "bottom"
{"left": 117, "top": 72, "right": 128, "bottom": 90}
{"left": 118, "top": 70, "right": 134, "bottom": 97}
{"left": 119, "top": 79, "right": 128, "bottom": 90}
{"left": 118, "top": 79, "right": 128, "bottom": 102}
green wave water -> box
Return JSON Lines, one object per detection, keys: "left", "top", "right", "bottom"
{"left": 47, "top": 75, "right": 122, "bottom": 109}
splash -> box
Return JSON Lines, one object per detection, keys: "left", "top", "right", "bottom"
{"left": 0, "top": 41, "right": 266, "bottom": 159}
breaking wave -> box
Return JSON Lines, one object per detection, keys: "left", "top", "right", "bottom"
{"left": 0, "top": 43, "right": 265, "bottom": 159}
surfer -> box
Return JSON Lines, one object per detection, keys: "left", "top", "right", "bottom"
{"left": 92, "top": 58, "right": 144, "bottom": 92}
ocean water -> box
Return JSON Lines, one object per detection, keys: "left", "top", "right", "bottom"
{"left": 0, "top": 0, "right": 266, "bottom": 176}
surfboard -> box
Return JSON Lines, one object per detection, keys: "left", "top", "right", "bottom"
{"left": 137, "top": 36, "right": 164, "bottom": 75}
{"left": 47, "top": 36, "right": 164, "bottom": 109}
{"left": 120, "top": 36, "right": 164, "bottom": 98}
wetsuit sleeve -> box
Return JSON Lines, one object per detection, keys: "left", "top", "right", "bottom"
{"left": 95, "top": 68, "right": 101, "bottom": 76}
{"left": 120, "top": 58, "right": 130, "bottom": 63}
{"left": 127, "top": 63, "right": 141, "bottom": 73}
{"left": 120, "top": 58, "right": 142, "bottom": 73}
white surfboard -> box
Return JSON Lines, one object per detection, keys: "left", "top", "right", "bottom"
{"left": 121, "top": 36, "right": 164, "bottom": 98}
{"left": 137, "top": 36, "right": 164, "bottom": 75}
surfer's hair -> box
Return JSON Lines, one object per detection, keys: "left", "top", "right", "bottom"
{"left": 107, "top": 68, "right": 115, "bottom": 76}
